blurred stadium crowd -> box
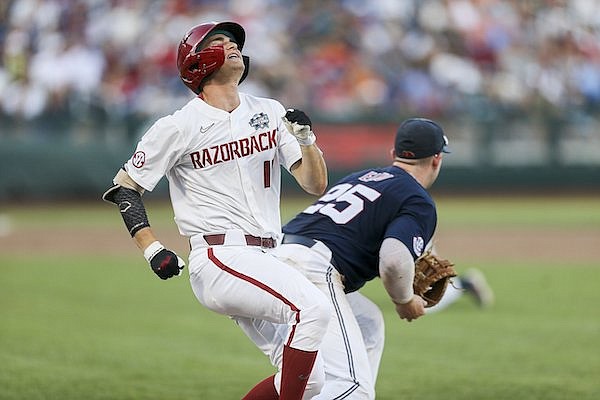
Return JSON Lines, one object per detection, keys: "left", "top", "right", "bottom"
{"left": 1, "top": 0, "right": 599, "bottom": 137}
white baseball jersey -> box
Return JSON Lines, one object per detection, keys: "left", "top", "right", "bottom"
{"left": 124, "top": 92, "right": 302, "bottom": 238}
{"left": 123, "top": 92, "right": 331, "bottom": 385}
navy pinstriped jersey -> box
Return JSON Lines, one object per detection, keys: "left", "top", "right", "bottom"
{"left": 283, "top": 165, "right": 437, "bottom": 293}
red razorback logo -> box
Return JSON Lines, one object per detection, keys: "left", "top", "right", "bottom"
{"left": 132, "top": 151, "right": 146, "bottom": 168}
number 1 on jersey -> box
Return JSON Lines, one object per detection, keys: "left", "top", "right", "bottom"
{"left": 263, "top": 160, "right": 271, "bottom": 188}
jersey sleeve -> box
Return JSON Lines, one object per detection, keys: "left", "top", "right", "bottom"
{"left": 124, "top": 115, "right": 187, "bottom": 191}
{"left": 273, "top": 101, "right": 303, "bottom": 171}
{"left": 383, "top": 194, "right": 437, "bottom": 259}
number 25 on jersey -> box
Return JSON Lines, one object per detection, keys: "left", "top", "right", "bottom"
{"left": 303, "top": 183, "right": 381, "bottom": 224}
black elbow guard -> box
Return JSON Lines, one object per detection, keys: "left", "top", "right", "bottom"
{"left": 103, "top": 185, "right": 150, "bottom": 237}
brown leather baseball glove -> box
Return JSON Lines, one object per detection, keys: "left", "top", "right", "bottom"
{"left": 413, "top": 252, "right": 457, "bottom": 307}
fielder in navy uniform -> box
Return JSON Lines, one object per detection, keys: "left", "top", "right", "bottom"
{"left": 240, "top": 117, "right": 452, "bottom": 399}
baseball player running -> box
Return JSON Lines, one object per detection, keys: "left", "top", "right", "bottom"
{"left": 241, "top": 118, "right": 451, "bottom": 399}
{"left": 102, "top": 21, "right": 332, "bottom": 400}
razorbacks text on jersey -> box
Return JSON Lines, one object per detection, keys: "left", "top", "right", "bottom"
{"left": 125, "top": 92, "right": 302, "bottom": 238}
{"left": 283, "top": 165, "right": 437, "bottom": 292}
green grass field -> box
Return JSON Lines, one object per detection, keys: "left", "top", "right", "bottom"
{"left": 1, "top": 196, "right": 599, "bottom": 399}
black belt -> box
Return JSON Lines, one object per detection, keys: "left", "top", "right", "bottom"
{"left": 282, "top": 234, "right": 341, "bottom": 271}
{"left": 281, "top": 234, "right": 318, "bottom": 248}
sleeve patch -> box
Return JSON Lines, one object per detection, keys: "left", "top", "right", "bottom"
{"left": 413, "top": 236, "right": 424, "bottom": 257}
{"left": 132, "top": 151, "right": 146, "bottom": 168}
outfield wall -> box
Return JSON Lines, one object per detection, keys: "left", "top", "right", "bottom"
{"left": 1, "top": 119, "right": 599, "bottom": 201}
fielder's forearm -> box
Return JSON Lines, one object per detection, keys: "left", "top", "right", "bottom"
{"left": 379, "top": 238, "right": 415, "bottom": 305}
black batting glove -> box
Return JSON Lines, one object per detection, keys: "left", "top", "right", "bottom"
{"left": 144, "top": 241, "right": 185, "bottom": 280}
{"left": 282, "top": 108, "right": 316, "bottom": 145}
{"left": 284, "top": 109, "right": 312, "bottom": 127}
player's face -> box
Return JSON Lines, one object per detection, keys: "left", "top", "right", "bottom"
{"left": 201, "top": 33, "right": 245, "bottom": 82}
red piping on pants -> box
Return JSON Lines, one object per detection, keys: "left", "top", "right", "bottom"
{"left": 208, "top": 247, "right": 300, "bottom": 346}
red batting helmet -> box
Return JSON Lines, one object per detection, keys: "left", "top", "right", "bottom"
{"left": 177, "top": 21, "right": 250, "bottom": 94}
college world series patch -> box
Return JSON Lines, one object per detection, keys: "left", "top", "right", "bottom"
{"left": 249, "top": 112, "right": 270, "bottom": 130}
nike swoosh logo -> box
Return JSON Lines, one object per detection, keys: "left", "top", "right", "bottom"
{"left": 119, "top": 201, "right": 131, "bottom": 213}
{"left": 200, "top": 123, "right": 215, "bottom": 133}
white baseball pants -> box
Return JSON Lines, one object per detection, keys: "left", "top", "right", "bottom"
{"left": 240, "top": 241, "right": 386, "bottom": 399}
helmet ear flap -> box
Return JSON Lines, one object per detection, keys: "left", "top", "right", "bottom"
{"left": 180, "top": 46, "right": 225, "bottom": 94}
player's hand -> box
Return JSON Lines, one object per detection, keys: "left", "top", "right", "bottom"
{"left": 144, "top": 241, "right": 185, "bottom": 280}
{"left": 394, "top": 295, "right": 426, "bottom": 322}
{"left": 282, "top": 109, "right": 316, "bottom": 146}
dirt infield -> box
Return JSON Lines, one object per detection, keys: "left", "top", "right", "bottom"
{"left": 2, "top": 224, "right": 599, "bottom": 265}
{"left": 435, "top": 227, "right": 600, "bottom": 264}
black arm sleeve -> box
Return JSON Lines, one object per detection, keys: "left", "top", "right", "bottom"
{"left": 103, "top": 185, "right": 150, "bottom": 237}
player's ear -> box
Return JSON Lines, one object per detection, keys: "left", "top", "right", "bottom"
{"left": 390, "top": 148, "right": 396, "bottom": 160}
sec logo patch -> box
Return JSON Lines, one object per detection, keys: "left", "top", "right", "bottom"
{"left": 132, "top": 151, "right": 146, "bottom": 168}
{"left": 413, "top": 236, "right": 424, "bottom": 257}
